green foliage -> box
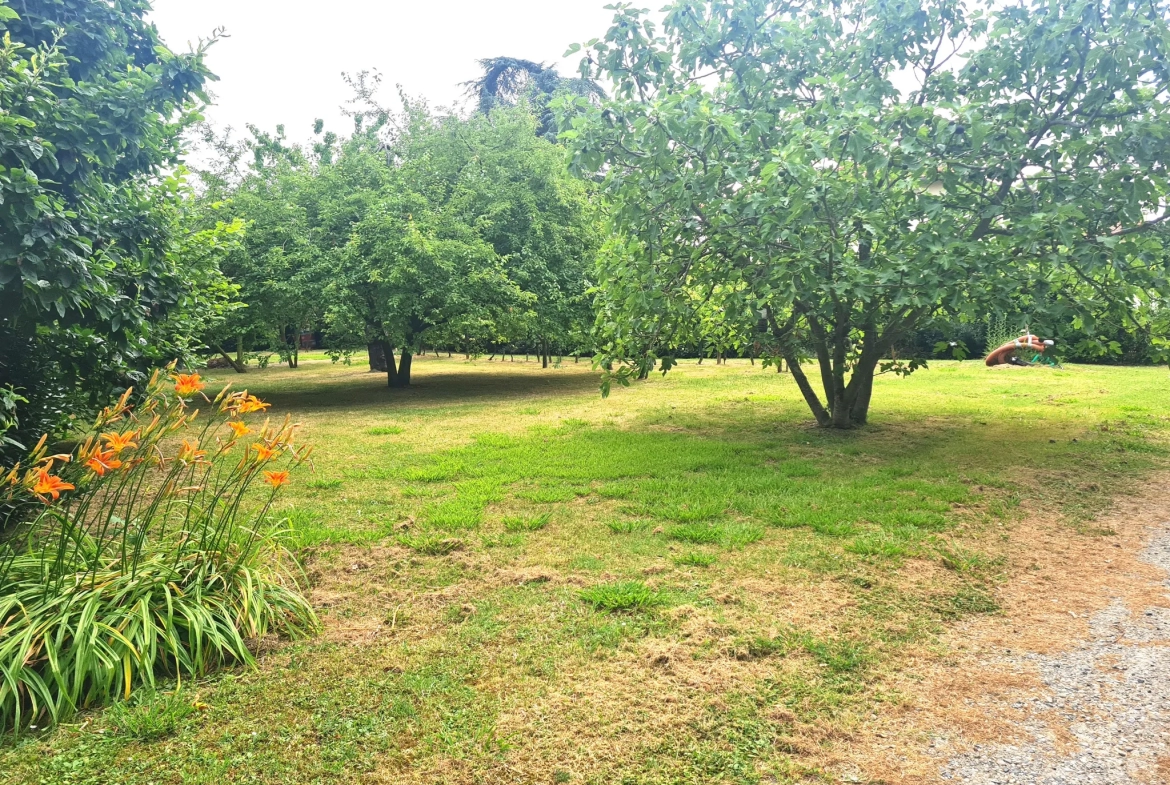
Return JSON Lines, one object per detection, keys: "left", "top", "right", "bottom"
{"left": 579, "top": 580, "right": 663, "bottom": 612}
{"left": 0, "top": 373, "right": 317, "bottom": 731}
{"left": 106, "top": 689, "right": 198, "bottom": 741}
{"left": 198, "top": 86, "right": 602, "bottom": 386}
{"left": 605, "top": 519, "right": 649, "bottom": 534}
{"left": 465, "top": 56, "right": 605, "bottom": 139}
{"left": 563, "top": 0, "right": 1170, "bottom": 428}
{"left": 397, "top": 533, "right": 464, "bottom": 555}
{"left": 502, "top": 512, "right": 552, "bottom": 532}
{"left": 0, "top": 0, "right": 224, "bottom": 453}
{"left": 673, "top": 551, "right": 717, "bottom": 568}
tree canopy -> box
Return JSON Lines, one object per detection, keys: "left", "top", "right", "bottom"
{"left": 562, "top": 0, "right": 1170, "bottom": 428}
{"left": 195, "top": 99, "right": 602, "bottom": 387}
{"left": 465, "top": 57, "right": 605, "bottom": 139}
{"left": 0, "top": 0, "right": 222, "bottom": 455}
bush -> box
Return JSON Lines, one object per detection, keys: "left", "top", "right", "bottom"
{"left": 0, "top": 369, "right": 318, "bottom": 732}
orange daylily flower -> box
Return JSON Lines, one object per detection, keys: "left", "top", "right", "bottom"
{"left": 85, "top": 449, "right": 123, "bottom": 477}
{"left": 101, "top": 431, "right": 139, "bottom": 454}
{"left": 252, "top": 443, "right": 279, "bottom": 461}
{"left": 235, "top": 394, "right": 271, "bottom": 414}
{"left": 227, "top": 420, "right": 252, "bottom": 438}
{"left": 32, "top": 469, "right": 74, "bottom": 502}
{"left": 174, "top": 373, "right": 205, "bottom": 397}
{"left": 263, "top": 470, "right": 290, "bottom": 488}
{"left": 176, "top": 440, "right": 207, "bottom": 463}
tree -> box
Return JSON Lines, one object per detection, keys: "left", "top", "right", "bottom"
{"left": 333, "top": 186, "right": 532, "bottom": 387}
{"left": 0, "top": 0, "right": 218, "bottom": 455}
{"left": 562, "top": 0, "right": 1170, "bottom": 428}
{"left": 465, "top": 57, "right": 605, "bottom": 139}
{"left": 396, "top": 106, "right": 601, "bottom": 367}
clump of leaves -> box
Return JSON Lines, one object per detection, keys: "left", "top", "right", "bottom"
{"left": 398, "top": 533, "right": 464, "bottom": 555}
{"left": 579, "top": 580, "right": 663, "bottom": 612}
{"left": 673, "top": 552, "right": 717, "bottom": 568}
{"left": 107, "top": 689, "right": 199, "bottom": 741}
{"left": 503, "top": 512, "right": 551, "bottom": 532}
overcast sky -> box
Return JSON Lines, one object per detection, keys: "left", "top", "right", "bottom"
{"left": 148, "top": 0, "right": 619, "bottom": 145}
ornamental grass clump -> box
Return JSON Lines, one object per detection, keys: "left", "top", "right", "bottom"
{"left": 0, "top": 369, "right": 318, "bottom": 732}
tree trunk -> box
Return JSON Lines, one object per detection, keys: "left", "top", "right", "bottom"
{"left": 382, "top": 342, "right": 399, "bottom": 388}
{"left": 396, "top": 351, "right": 413, "bottom": 387}
{"left": 215, "top": 345, "right": 247, "bottom": 374}
{"left": 542, "top": 339, "right": 549, "bottom": 369}
{"left": 783, "top": 354, "right": 831, "bottom": 427}
{"left": 236, "top": 335, "right": 245, "bottom": 366}
{"left": 367, "top": 342, "right": 388, "bottom": 372}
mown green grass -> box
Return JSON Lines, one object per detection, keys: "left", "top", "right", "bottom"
{"left": 3, "top": 354, "right": 1167, "bottom": 784}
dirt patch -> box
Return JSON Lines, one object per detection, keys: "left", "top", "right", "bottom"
{"left": 838, "top": 475, "right": 1170, "bottom": 783}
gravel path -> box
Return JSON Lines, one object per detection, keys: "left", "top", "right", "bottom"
{"left": 940, "top": 521, "right": 1170, "bottom": 784}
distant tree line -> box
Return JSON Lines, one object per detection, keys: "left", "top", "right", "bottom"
{"left": 192, "top": 74, "right": 603, "bottom": 387}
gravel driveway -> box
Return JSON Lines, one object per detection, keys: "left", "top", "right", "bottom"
{"left": 940, "top": 522, "right": 1170, "bottom": 784}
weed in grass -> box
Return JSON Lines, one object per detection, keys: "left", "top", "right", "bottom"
{"left": 502, "top": 512, "right": 552, "bottom": 532}
{"left": 107, "top": 689, "right": 198, "bottom": 741}
{"left": 845, "top": 533, "right": 909, "bottom": 558}
{"left": 674, "top": 552, "right": 717, "bottom": 567}
{"left": 936, "top": 544, "right": 1004, "bottom": 574}
{"left": 398, "top": 533, "right": 464, "bottom": 555}
{"left": 724, "top": 523, "right": 766, "bottom": 547}
{"left": 568, "top": 555, "right": 607, "bottom": 571}
{"left": 579, "top": 581, "right": 663, "bottom": 612}
{"left": 480, "top": 532, "right": 525, "bottom": 549}
{"left": 515, "top": 484, "right": 585, "bottom": 503}
{"left": 366, "top": 425, "right": 404, "bottom": 435}
{"left": 934, "top": 584, "right": 1001, "bottom": 618}
{"left": 667, "top": 522, "right": 724, "bottom": 544}
{"left": 401, "top": 484, "right": 443, "bottom": 498}
{"left": 605, "top": 519, "right": 649, "bottom": 534}
{"left": 306, "top": 478, "right": 343, "bottom": 490}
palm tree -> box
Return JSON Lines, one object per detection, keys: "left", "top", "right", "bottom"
{"left": 464, "top": 57, "right": 605, "bottom": 138}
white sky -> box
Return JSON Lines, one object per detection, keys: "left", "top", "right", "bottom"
{"left": 148, "top": 0, "right": 619, "bottom": 145}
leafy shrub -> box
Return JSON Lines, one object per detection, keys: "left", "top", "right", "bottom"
{"left": 0, "top": 370, "right": 318, "bottom": 732}
{"left": 503, "top": 512, "right": 551, "bottom": 532}
{"left": 579, "top": 581, "right": 663, "bottom": 612}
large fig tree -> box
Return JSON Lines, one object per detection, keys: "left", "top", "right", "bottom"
{"left": 562, "top": 0, "right": 1170, "bottom": 428}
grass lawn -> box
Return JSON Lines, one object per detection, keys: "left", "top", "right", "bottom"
{"left": 3, "top": 354, "right": 1168, "bottom": 784}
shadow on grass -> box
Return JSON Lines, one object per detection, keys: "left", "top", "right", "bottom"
{"left": 250, "top": 364, "right": 601, "bottom": 413}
